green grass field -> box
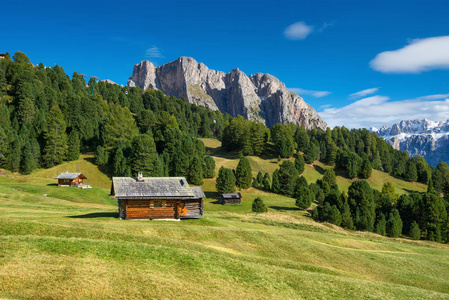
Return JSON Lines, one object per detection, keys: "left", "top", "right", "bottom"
{"left": 0, "top": 140, "right": 444, "bottom": 299}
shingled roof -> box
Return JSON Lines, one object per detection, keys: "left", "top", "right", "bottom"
{"left": 111, "top": 177, "right": 201, "bottom": 199}
{"left": 55, "top": 172, "right": 87, "bottom": 180}
{"left": 191, "top": 186, "right": 206, "bottom": 199}
{"left": 221, "top": 193, "right": 242, "bottom": 199}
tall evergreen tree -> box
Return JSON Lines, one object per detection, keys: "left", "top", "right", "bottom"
{"left": 235, "top": 154, "right": 252, "bottom": 189}
{"left": 295, "top": 153, "right": 305, "bottom": 174}
{"left": 409, "top": 221, "right": 421, "bottom": 240}
{"left": 203, "top": 155, "right": 216, "bottom": 178}
{"left": 113, "top": 148, "right": 131, "bottom": 177}
{"left": 405, "top": 160, "right": 418, "bottom": 182}
{"left": 43, "top": 105, "right": 67, "bottom": 167}
{"left": 296, "top": 187, "right": 314, "bottom": 209}
{"left": 271, "top": 169, "right": 281, "bottom": 194}
{"left": 277, "top": 160, "right": 299, "bottom": 196}
{"left": 130, "top": 133, "right": 158, "bottom": 176}
{"left": 216, "top": 166, "right": 236, "bottom": 194}
{"left": 263, "top": 172, "right": 271, "bottom": 191}
{"left": 94, "top": 145, "right": 109, "bottom": 166}
{"left": 66, "top": 131, "right": 80, "bottom": 161}
{"left": 188, "top": 156, "right": 203, "bottom": 185}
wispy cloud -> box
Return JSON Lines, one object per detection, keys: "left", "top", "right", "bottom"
{"left": 290, "top": 88, "right": 331, "bottom": 98}
{"left": 145, "top": 46, "right": 164, "bottom": 58}
{"left": 370, "top": 36, "right": 449, "bottom": 73}
{"left": 284, "top": 22, "right": 314, "bottom": 40}
{"left": 319, "top": 21, "right": 334, "bottom": 32}
{"left": 319, "top": 94, "right": 449, "bottom": 129}
{"left": 349, "top": 87, "right": 379, "bottom": 99}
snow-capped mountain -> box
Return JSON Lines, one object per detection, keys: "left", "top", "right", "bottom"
{"left": 370, "top": 119, "right": 449, "bottom": 167}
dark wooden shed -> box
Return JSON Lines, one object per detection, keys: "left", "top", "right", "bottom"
{"left": 55, "top": 172, "right": 87, "bottom": 187}
{"left": 219, "top": 193, "right": 242, "bottom": 205}
{"left": 111, "top": 175, "right": 204, "bottom": 220}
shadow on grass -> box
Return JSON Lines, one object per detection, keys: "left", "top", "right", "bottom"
{"left": 68, "top": 212, "right": 119, "bottom": 219}
{"left": 205, "top": 191, "right": 220, "bottom": 199}
{"left": 313, "top": 164, "right": 326, "bottom": 175}
{"left": 83, "top": 156, "right": 113, "bottom": 178}
{"left": 269, "top": 206, "right": 300, "bottom": 211}
{"left": 46, "top": 183, "right": 58, "bottom": 187}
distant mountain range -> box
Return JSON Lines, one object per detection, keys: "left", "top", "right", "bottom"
{"left": 371, "top": 119, "right": 449, "bottom": 166}
{"left": 127, "top": 57, "right": 327, "bottom": 130}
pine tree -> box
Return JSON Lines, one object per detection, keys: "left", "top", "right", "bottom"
{"left": 203, "top": 155, "right": 216, "bottom": 178}
{"left": 252, "top": 197, "right": 268, "bottom": 213}
{"left": 43, "top": 105, "right": 67, "bottom": 167}
{"left": 20, "top": 141, "right": 35, "bottom": 174}
{"left": 256, "top": 171, "right": 264, "bottom": 187}
{"left": 113, "top": 148, "right": 131, "bottom": 177}
{"left": 409, "top": 221, "right": 421, "bottom": 240}
{"left": 341, "top": 202, "right": 354, "bottom": 229}
{"left": 405, "top": 160, "right": 418, "bottom": 182}
{"left": 271, "top": 169, "right": 281, "bottom": 193}
{"left": 295, "top": 153, "right": 305, "bottom": 174}
{"left": 235, "top": 154, "right": 252, "bottom": 189}
{"left": 263, "top": 172, "right": 271, "bottom": 191}
{"left": 94, "top": 145, "right": 109, "bottom": 166}
{"left": 130, "top": 133, "right": 158, "bottom": 176}
{"left": 295, "top": 187, "right": 314, "bottom": 209}
{"left": 66, "top": 131, "right": 80, "bottom": 161}
{"left": 376, "top": 213, "right": 387, "bottom": 236}
{"left": 359, "top": 157, "right": 372, "bottom": 179}
{"left": 386, "top": 209, "right": 403, "bottom": 238}
{"left": 216, "top": 166, "right": 236, "bottom": 194}
{"left": 278, "top": 160, "right": 299, "bottom": 196}
{"left": 188, "top": 156, "right": 203, "bottom": 185}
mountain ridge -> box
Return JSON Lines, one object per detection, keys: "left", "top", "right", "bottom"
{"left": 127, "top": 57, "right": 327, "bottom": 130}
{"left": 371, "top": 118, "right": 449, "bottom": 166}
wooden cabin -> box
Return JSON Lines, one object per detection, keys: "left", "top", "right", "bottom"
{"left": 55, "top": 172, "right": 87, "bottom": 187}
{"left": 219, "top": 193, "right": 242, "bottom": 205}
{"left": 111, "top": 174, "right": 205, "bottom": 220}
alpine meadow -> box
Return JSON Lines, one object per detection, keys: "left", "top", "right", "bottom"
{"left": 1, "top": 51, "right": 449, "bottom": 300}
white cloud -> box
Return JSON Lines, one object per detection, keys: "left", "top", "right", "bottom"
{"left": 319, "top": 94, "right": 449, "bottom": 129}
{"left": 370, "top": 36, "right": 449, "bottom": 73}
{"left": 290, "top": 88, "right": 331, "bottom": 98}
{"left": 284, "top": 22, "right": 314, "bottom": 40}
{"left": 145, "top": 46, "right": 164, "bottom": 58}
{"left": 349, "top": 87, "right": 379, "bottom": 99}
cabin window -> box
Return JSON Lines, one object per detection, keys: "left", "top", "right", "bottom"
{"left": 65, "top": 179, "right": 69, "bottom": 183}
{"left": 154, "top": 201, "right": 163, "bottom": 208}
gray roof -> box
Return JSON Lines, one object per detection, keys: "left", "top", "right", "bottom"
{"left": 111, "top": 177, "right": 197, "bottom": 199}
{"left": 221, "top": 193, "right": 242, "bottom": 199}
{"left": 190, "top": 186, "right": 205, "bottom": 199}
{"left": 55, "top": 172, "right": 86, "bottom": 180}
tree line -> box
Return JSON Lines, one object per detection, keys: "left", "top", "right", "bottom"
{"left": 0, "top": 51, "right": 225, "bottom": 183}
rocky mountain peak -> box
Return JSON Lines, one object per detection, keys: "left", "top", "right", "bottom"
{"left": 127, "top": 57, "right": 327, "bottom": 130}
{"left": 371, "top": 118, "right": 449, "bottom": 166}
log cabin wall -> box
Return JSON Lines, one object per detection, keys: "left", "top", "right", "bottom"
{"left": 180, "top": 199, "right": 203, "bottom": 219}
{"left": 124, "top": 199, "right": 177, "bottom": 220}
{"left": 224, "top": 198, "right": 241, "bottom": 205}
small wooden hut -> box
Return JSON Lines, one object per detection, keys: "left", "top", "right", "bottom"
{"left": 219, "top": 193, "right": 242, "bottom": 205}
{"left": 111, "top": 174, "right": 205, "bottom": 220}
{"left": 55, "top": 172, "right": 87, "bottom": 187}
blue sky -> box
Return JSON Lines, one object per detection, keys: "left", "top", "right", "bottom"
{"left": 2, "top": 0, "right": 449, "bottom": 128}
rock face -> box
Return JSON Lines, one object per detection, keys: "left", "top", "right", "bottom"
{"left": 127, "top": 57, "right": 327, "bottom": 129}
{"left": 371, "top": 119, "right": 449, "bottom": 166}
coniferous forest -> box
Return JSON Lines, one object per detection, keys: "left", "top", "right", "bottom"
{"left": 1, "top": 51, "right": 448, "bottom": 243}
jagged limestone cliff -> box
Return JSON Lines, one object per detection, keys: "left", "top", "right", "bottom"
{"left": 127, "top": 57, "right": 327, "bottom": 129}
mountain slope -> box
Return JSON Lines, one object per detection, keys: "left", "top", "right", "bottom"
{"left": 371, "top": 119, "right": 449, "bottom": 166}
{"left": 127, "top": 57, "right": 327, "bottom": 129}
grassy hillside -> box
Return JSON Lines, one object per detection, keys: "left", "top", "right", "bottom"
{"left": 0, "top": 175, "right": 448, "bottom": 299}
{"left": 0, "top": 139, "right": 441, "bottom": 299}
